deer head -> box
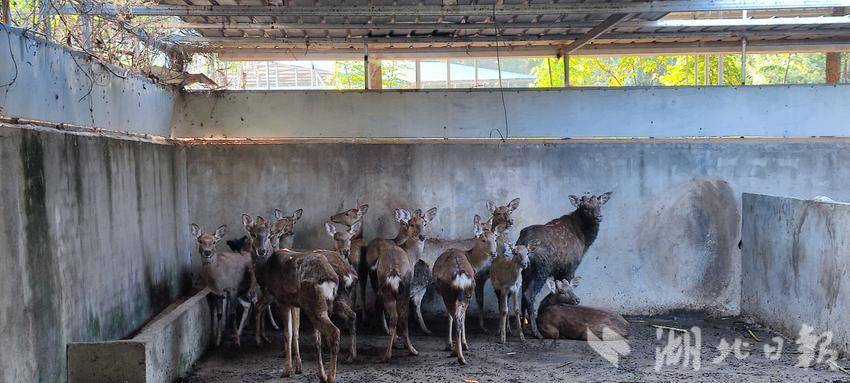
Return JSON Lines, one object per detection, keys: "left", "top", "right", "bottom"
{"left": 569, "top": 192, "right": 612, "bottom": 223}
{"left": 472, "top": 214, "right": 499, "bottom": 259}
{"left": 546, "top": 277, "right": 582, "bottom": 305}
{"left": 272, "top": 208, "right": 303, "bottom": 249}
{"left": 486, "top": 197, "right": 520, "bottom": 235}
{"left": 325, "top": 221, "right": 361, "bottom": 261}
{"left": 408, "top": 207, "right": 437, "bottom": 242}
{"left": 190, "top": 223, "right": 226, "bottom": 264}
{"left": 503, "top": 239, "right": 538, "bottom": 269}
{"left": 330, "top": 204, "right": 369, "bottom": 227}
{"left": 242, "top": 214, "right": 273, "bottom": 260}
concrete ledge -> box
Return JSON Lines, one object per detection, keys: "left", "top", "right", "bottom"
{"left": 742, "top": 193, "right": 850, "bottom": 355}
{"left": 67, "top": 289, "right": 211, "bottom": 383}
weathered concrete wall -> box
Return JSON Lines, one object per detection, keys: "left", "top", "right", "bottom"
{"left": 184, "top": 139, "right": 850, "bottom": 317}
{"left": 173, "top": 86, "right": 850, "bottom": 138}
{"left": 742, "top": 193, "right": 850, "bottom": 355}
{"left": 0, "top": 126, "right": 191, "bottom": 382}
{"left": 0, "top": 26, "right": 176, "bottom": 137}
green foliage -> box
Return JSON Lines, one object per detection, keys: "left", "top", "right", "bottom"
{"left": 330, "top": 61, "right": 365, "bottom": 89}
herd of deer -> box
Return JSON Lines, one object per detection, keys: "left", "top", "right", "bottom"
{"left": 190, "top": 192, "right": 628, "bottom": 383}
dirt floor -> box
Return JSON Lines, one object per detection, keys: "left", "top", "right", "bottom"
{"left": 182, "top": 312, "right": 850, "bottom": 383}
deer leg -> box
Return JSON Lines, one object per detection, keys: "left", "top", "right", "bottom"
{"left": 513, "top": 293, "right": 525, "bottom": 342}
{"left": 280, "top": 305, "right": 293, "bottom": 378}
{"left": 445, "top": 311, "right": 454, "bottom": 352}
{"left": 455, "top": 304, "right": 467, "bottom": 365}
{"left": 334, "top": 301, "right": 357, "bottom": 363}
{"left": 398, "top": 292, "right": 418, "bottom": 356}
{"left": 315, "top": 312, "right": 340, "bottom": 383}
{"left": 234, "top": 297, "right": 251, "bottom": 347}
{"left": 474, "top": 275, "right": 488, "bottom": 334}
{"left": 254, "top": 300, "right": 265, "bottom": 346}
{"left": 292, "top": 307, "right": 303, "bottom": 374}
{"left": 461, "top": 302, "right": 469, "bottom": 351}
{"left": 218, "top": 296, "right": 228, "bottom": 346}
{"left": 412, "top": 288, "right": 431, "bottom": 335}
{"left": 381, "top": 293, "right": 398, "bottom": 363}
{"left": 524, "top": 278, "right": 545, "bottom": 339}
{"left": 314, "top": 330, "right": 327, "bottom": 383}
{"left": 497, "top": 291, "right": 508, "bottom": 344}
{"left": 358, "top": 264, "right": 369, "bottom": 321}
{"left": 267, "top": 304, "right": 280, "bottom": 330}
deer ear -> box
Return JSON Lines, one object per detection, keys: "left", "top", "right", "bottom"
{"left": 242, "top": 214, "right": 253, "bottom": 228}
{"left": 473, "top": 219, "right": 484, "bottom": 237}
{"left": 569, "top": 195, "right": 580, "bottom": 208}
{"left": 393, "top": 209, "right": 404, "bottom": 223}
{"left": 570, "top": 276, "right": 582, "bottom": 288}
{"left": 190, "top": 224, "right": 202, "bottom": 238}
{"left": 485, "top": 200, "right": 496, "bottom": 213}
{"left": 214, "top": 225, "right": 227, "bottom": 241}
{"left": 349, "top": 220, "right": 362, "bottom": 235}
{"left": 425, "top": 207, "right": 438, "bottom": 222}
{"left": 293, "top": 209, "right": 303, "bottom": 221}
{"left": 274, "top": 209, "right": 284, "bottom": 220}
{"left": 272, "top": 218, "right": 287, "bottom": 234}
{"left": 401, "top": 209, "right": 412, "bottom": 222}
{"left": 508, "top": 197, "right": 521, "bottom": 212}
{"left": 324, "top": 222, "right": 337, "bottom": 237}
{"left": 598, "top": 192, "right": 612, "bottom": 205}
{"left": 358, "top": 204, "right": 369, "bottom": 215}
{"left": 546, "top": 279, "right": 557, "bottom": 293}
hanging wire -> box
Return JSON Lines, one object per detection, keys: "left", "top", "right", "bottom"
{"left": 488, "top": 3, "right": 509, "bottom": 142}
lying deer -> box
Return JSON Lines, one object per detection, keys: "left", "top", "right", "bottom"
{"left": 537, "top": 277, "right": 629, "bottom": 340}
{"left": 361, "top": 208, "right": 412, "bottom": 329}
{"left": 423, "top": 198, "right": 520, "bottom": 333}
{"left": 432, "top": 215, "right": 499, "bottom": 365}
{"left": 518, "top": 192, "right": 612, "bottom": 338}
{"left": 257, "top": 246, "right": 341, "bottom": 382}
{"left": 489, "top": 241, "right": 537, "bottom": 343}
{"left": 190, "top": 223, "right": 258, "bottom": 347}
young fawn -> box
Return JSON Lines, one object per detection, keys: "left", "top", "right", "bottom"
{"left": 190, "top": 223, "right": 258, "bottom": 347}
{"left": 320, "top": 221, "right": 361, "bottom": 363}
{"left": 432, "top": 215, "right": 499, "bottom": 365}
{"left": 489, "top": 241, "right": 538, "bottom": 343}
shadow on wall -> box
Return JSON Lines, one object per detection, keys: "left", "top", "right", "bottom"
{"left": 637, "top": 179, "right": 740, "bottom": 311}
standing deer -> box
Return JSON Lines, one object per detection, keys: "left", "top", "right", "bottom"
{"left": 423, "top": 198, "right": 520, "bottom": 332}
{"left": 257, "top": 246, "right": 341, "bottom": 382}
{"left": 517, "top": 192, "right": 612, "bottom": 338}
{"left": 320, "top": 221, "right": 361, "bottom": 363}
{"left": 432, "top": 215, "right": 499, "bottom": 365}
{"left": 489, "top": 242, "right": 537, "bottom": 343}
{"left": 372, "top": 207, "right": 436, "bottom": 361}
{"left": 361, "top": 208, "right": 412, "bottom": 328}
{"left": 537, "top": 277, "right": 629, "bottom": 340}
{"left": 329, "top": 204, "right": 369, "bottom": 313}
{"left": 190, "top": 223, "right": 258, "bottom": 347}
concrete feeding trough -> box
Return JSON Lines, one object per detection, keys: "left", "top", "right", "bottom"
{"left": 67, "top": 289, "right": 211, "bottom": 383}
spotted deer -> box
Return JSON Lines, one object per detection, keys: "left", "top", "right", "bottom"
{"left": 190, "top": 223, "right": 258, "bottom": 347}
{"left": 361, "top": 208, "right": 411, "bottom": 326}
{"left": 432, "top": 215, "right": 499, "bottom": 365}
{"left": 257, "top": 246, "right": 341, "bottom": 382}
{"left": 517, "top": 192, "right": 612, "bottom": 338}
{"left": 423, "top": 198, "right": 520, "bottom": 332}
{"left": 537, "top": 277, "right": 630, "bottom": 340}
{"left": 489, "top": 241, "right": 537, "bottom": 343}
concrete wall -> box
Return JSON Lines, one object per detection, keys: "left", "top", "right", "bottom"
{"left": 173, "top": 85, "right": 850, "bottom": 138}
{"left": 0, "top": 26, "right": 176, "bottom": 137}
{"left": 184, "top": 138, "right": 850, "bottom": 317}
{"left": 742, "top": 193, "right": 850, "bottom": 355}
{"left": 0, "top": 126, "right": 191, "bottom": 382}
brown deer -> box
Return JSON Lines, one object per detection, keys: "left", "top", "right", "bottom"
{"left": 257, "top": 246, "right": 341, "bottom": 382}
{"left": 274, "top": 208, "right": 303, "bottom": 249}
{"left": 489, "top": 241, "right": 537, "bottom": 343}
{"left": 190, "top": 223, "right": 258, "bottom": 347}
{"left": 372, "top": 207, "right": 436, "bottom": 361}
{"left": 432, "top": 215, "right": 499, "bottom": 365}
{"left": 517, "top": 192, "right": 612, "bottom": 338}
{"left": 537, "top": 277, "right": 629, "bottom": 340}
{"left": 361, "top": 208, "right": 412, "bottom": 328}
{"left": 423, "top": 198, "right": 520, "bottom": 333}
{"left": 320, "top": 221, "right": 361, "bottom": 363}
{"left": 329, "top": 204, "right": 369, "bottom": 311}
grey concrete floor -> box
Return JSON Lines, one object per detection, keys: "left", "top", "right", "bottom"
{"left": 182, "top": 312, "right": 850, "bottom": 383}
